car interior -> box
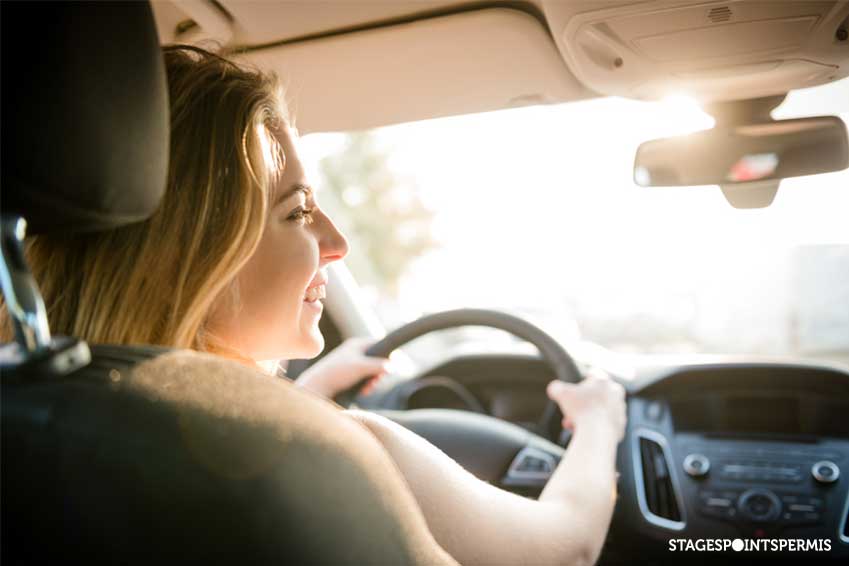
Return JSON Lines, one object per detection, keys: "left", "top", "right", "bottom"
{"left": 2, "top": 1, "right": 849, "bottom": 564}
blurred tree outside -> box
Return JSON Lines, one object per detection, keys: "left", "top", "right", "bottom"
{"left": 317, "top": 132, "right": 437, "bottom": 297}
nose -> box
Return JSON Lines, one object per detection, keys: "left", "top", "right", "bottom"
{"left": 316, "top": 209, "right": 349, "bottom": 265}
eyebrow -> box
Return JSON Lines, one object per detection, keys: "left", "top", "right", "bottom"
{"left": 273, "top": 183, "right": 313, "bottom": 207}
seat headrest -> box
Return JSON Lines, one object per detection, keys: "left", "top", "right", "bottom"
{"left": 1, "top": 1, "right": 168, "bottom": 234}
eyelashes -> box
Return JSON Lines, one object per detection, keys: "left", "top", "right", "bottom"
{"left": 286, "top": 206, "right": 316, "bottom": 224}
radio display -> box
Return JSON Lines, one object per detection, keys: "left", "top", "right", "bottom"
{"left": 669, "top": 395, "right": 849, "bottom": 437}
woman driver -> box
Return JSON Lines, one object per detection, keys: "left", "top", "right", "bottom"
{"left": 4, "top": 45, "right": 626, "bottom": 566}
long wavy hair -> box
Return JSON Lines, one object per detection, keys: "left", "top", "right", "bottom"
{"left": 1, "top": 45, "right": 288, "bottom": 354}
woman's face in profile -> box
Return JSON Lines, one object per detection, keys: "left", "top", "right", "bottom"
{"left": 209, "top": 124, "right": 349, "bottom": 361}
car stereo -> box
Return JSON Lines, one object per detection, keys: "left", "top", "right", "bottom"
{"left": 681, "top": 442, "right": 842, "bottom": 529}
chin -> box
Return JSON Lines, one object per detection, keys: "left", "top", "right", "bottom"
{"left": 297, "top": 329, "right": 325, "bottom": 359}
{"left": 258, "top": 327, "right": 323, "bottom": 361}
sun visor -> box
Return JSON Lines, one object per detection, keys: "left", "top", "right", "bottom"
{"left": 238, "top": 8, "right": 590, "bottom": 134}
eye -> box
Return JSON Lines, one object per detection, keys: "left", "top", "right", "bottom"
{"left": 286, "top": 206, "right": 316, "bottom": 224}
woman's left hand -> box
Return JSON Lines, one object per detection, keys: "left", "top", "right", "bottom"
{"left": 295, "top": 337, "right": 390, "bottom": 399}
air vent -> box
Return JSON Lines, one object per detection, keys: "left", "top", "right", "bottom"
{"left": 708, "top": 6, "right": 733, "bottom": 23}
{"left": 639, "top": 437, "right": 682, "bottom": 522}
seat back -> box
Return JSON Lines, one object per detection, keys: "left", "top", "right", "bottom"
{"left": 0, "top": 3, "right": 454, "bottom": 564}
{"left": 3, "top": 348, "right": 454, "bottom": 565}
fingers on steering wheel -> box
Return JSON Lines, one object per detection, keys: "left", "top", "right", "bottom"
{"left": 360, "top": 375, "right": 383, "bottom": 396}
{"left": 546, "top": 380, "right": 571, "bottom": 400}
{"left": 356, "top": 357, "right": 390, "bottom": 376}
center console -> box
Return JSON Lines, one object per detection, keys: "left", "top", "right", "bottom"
{"left": 676, "top": 434, "right": 844, "bottom": 536}
{"left": 617, "top": 363, "right": 849, "bottom": 560}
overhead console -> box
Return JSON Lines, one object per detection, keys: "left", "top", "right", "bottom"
{"left": 551, "top": 0, "right": 849, "bottom": 101}
{"left": 618, "top": 362, "right": 849, "bottom": 559}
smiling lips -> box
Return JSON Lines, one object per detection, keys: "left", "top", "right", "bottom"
{"left": 304, "top": 272, "right": 328, "bottom": 303}
{"left": 304, "top": 284, "right": 326, "bottom": 303}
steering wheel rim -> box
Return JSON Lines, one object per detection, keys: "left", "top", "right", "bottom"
{"left": 337, "top": 308, "right": 582, "bottom": 440}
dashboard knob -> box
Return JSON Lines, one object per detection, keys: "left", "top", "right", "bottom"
{"left": 683, "top": 453, "right": 710, "bottom": 477}
{"left": 811, "top": 460, "right": 840, "bottom": 484}
{"left": 738, "top": 489, "right": 781, "bottom": 522}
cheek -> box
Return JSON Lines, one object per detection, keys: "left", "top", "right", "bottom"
{"left": 223, "top": 225, "right": 320, "bottom": 356}
{"left": 243, "top": 227, "right": 317, "bottom": 310}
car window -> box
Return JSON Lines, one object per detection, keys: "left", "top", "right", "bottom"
{"left": 299, "top": 78, "right": 849, "bottom": 368}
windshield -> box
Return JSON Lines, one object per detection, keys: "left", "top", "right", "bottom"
{"left": 299, "top": 79, "right": 849, "bottom": 368}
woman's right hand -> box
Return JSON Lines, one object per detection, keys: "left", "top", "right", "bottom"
{"left": 295, "top": 337, "right": 390, "bottom": 399}
{"left": 545, "top": 369, "right": 627, "bottom": 441}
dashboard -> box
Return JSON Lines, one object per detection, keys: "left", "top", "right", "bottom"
{"left": 373, "top": 354, "right": 849, "bottom": 562}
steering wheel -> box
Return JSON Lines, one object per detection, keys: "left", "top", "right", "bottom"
{"left": 336, "top": 308, "right": 583, "bottom": 442}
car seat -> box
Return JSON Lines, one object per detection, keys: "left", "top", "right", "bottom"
{"left": 0, "top": 3, "right": 454, "bottom": 564}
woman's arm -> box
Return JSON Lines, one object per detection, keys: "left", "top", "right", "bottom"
{"left": 347, "top": 373, "right": 626, "bottom": 566}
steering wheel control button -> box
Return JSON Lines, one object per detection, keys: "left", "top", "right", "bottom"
{"left": 516, "top": 455, "right": 552, "bottom": 473}
{"left": 503, "top": 447, "right": 559, "bottom": 488}
{"left": 738, "top": 489, "right": 781, "bottom": 523}
{"left": 811, "top": 460, "right": 839, "bottom": 483}
{"left": 683, "top": 453, "right": 710, "bottom": 478}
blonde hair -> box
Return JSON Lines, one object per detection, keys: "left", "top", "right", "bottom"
{"left": 1, "top": 45, "right": 287, "bottom": 353}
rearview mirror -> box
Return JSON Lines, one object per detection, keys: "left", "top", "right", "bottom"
{"left": 634, "top": 116, "right": 849, "bottom": 188}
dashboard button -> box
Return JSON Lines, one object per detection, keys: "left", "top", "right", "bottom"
{"left": 683, "top": 453, "right": 710, "bottom": 477}
{"left": 811, "top": 460, "right": 839, "bottom": 484}
{"left": 698, "top": 490, "right": 739, "bottom": 522}
{"left": 699, "top": 504, "right": 738, "bottom": 522}
{"left": 738, "top": 489, "right": 781, "bottom": 522}
{"left": 782, "top": 510, "right": 823, "bottom": 525}
{"left": 805, "top": 496, "right": 824, "bottom": 508}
